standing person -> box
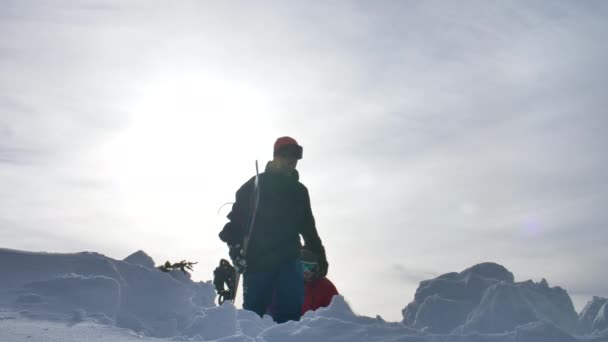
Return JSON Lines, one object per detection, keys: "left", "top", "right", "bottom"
{"left": 300, "top": 248, "right": 339, "bottom": 314}
{"left": 219, "top": 136, "right": 328, "bottom": 323}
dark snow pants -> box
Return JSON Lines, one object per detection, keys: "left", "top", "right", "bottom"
{"left": 243, "top": 260, "right": 304, "bottom": 323}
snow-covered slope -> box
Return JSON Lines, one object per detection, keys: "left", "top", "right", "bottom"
{"left": 1, "top": 248, "right": 605, "bottom": 342}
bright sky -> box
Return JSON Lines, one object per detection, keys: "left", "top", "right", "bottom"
{"left": 1, "top": 1, "right": 607, "bottom": 321}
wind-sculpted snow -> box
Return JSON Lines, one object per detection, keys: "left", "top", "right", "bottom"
{"left": 460, "top": 280, "right": 578, "bottom": 334}
{"left": 402, "top": 262, "right": 581, "bottom": 337}
{"left": 122, "top": 250, "right": 156, "bottom": 270}
{"left": 577, "top": 296, "right": 608, "bottom": 336}
{"left": 0, "top": 248, "right": 605, "bottom": 341}
{"left": 0, "top": 248, "right": 216, "bottom": 338}
{"left": 402, "top": 262, "right": 515, "bottom": 333}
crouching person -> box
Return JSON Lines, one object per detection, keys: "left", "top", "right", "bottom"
{"left": 300, "top": 248, "right": 339, "bottom": 314}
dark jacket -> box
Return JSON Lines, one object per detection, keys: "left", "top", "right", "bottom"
{"left": 219, "top": 162, "right": 326, "bottom": 272}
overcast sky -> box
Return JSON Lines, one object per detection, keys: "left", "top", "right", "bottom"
{"left": 1, "top": 0, "right": 607, "bottom": 321}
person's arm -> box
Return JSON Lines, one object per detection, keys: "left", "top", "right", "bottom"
{"left": 219, "top": 178, "right": 254, "bottom": 247}
{"left": 300, "top": 187, "right": 329, "bottom": 277}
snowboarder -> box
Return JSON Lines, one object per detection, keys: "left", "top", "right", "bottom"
{"left": 219, "top": 136, "right": 328, "bottom": 323}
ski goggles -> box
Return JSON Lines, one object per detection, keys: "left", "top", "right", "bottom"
{"left": 275, "top": 144, "right": 303, "bottom": 160}
{"left": 302, "top": 261, "right": 318, "bottom": 273}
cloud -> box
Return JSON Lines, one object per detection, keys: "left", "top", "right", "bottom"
{"left": 1, "top": 1, "right": 607, "bottom": 321}
{"left": 392, "top": 264, "right": 440, "bottom": 285}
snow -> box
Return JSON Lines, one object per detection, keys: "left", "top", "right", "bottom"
{"left": 577, "top": 297, "right": 608, "bottom": 336}
{"left": 402, "top": 262, "right": 515, "bottom": 332}
{"left": 460, "top": 280, "right": 577, "bottom": 334}
{"left": 123, "top": 250, "right": 156, "bottom": 270}
{"left": 0, "top": 248, "right": 606, "bottom": 342}
{"left": 0, "top": 248, "right": 216, "bottom": 337}
{"left": 402, "top": 262, "right": 580, "bottom": 335}
{"left": 592, "top": 302, "right": 608, "bottom": 334}
{"left": 0, "top": 317, "right": 167, "bottom": 342}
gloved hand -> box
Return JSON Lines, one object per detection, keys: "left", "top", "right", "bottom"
{"left": 317, "top": 254, "right": 328, "bottom": 278}
{"left": 302, "top": 244, "right": 329, "bottom": 279}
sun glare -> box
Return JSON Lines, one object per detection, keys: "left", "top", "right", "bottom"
{"left": 101, "top": 71, "right": 276, "bottom": 235}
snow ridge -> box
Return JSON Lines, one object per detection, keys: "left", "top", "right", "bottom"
{"left": 1, "top": 248, "right": 606, "bottom": 341}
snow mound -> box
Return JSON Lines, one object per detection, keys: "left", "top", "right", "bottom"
{"left": 258, "top": 296, "right": 423, "bottom": 342}
{"left": 512, "top": 321, "right": 578, "bottom": 342}
{"left": 0, "top": 248, "right": 215, "bottom": 338}
{"left": 123, "top": 250, "right": 155, "bottom": 269}
{"left": 592, "top": 302, "right": 608, "bottom": 334}
{"left": 577, "top": 296, "right": 608, "bottom": 335}
{"left": 0, "top": 248, "right": 603, "bottom": 341}
{"left": 461, "top": 279, "right": 578, "bottom": 334}
{"left": 402, "top": 262, "right": 578, "bottom": 335}
{"left": 402, "top": 262, "right": 513, "bottom": 333}
{"left": 18, "top": 274, "right": 121, "bottom": 323}
{"left": 461, "top": 262, "right": 515, "bottom": 283}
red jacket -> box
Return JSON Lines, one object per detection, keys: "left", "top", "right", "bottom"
{"left": 302, "top": 277, "right": 339, "bottom": 314}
